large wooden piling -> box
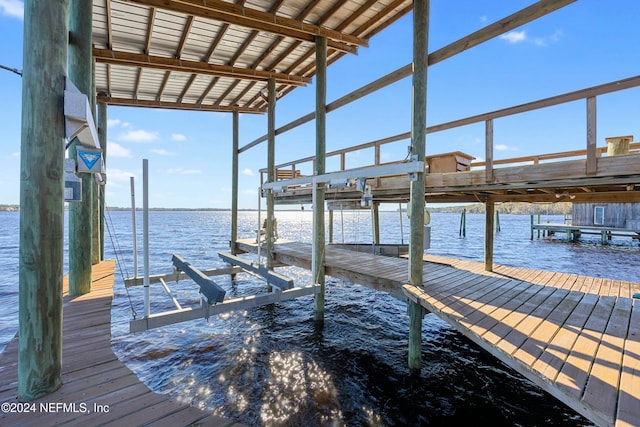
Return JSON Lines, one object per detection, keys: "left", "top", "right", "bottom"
{"left": 231, "top": 110, "right": 239, "bottom": 255}
{"left": 408, "top": 0, "right": 429, "bottom": 372}
{"left": 485, "top": 200, "right": 495, "bottom": 272}
{"left": 18, "top": 0, "right": 69, "bottom": 401}
{"left": 68, "top": 0, "right": 94, "bottom": 296}
{"left": 97, "top": 99, "right": 107, "bottom": 260}
{"left": 314, "top": 36, "right": 327, "bottom": 322}
{"left": 266, "top": 79, "right": 276, "bottom": 270}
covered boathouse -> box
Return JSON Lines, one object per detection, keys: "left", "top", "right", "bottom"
{"left": 4, "top": 1, "right": 640, "bottom": 427}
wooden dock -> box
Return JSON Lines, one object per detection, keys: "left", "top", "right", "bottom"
{"left": 235, "top": 238, "right": 640, "bottom": 427}
{"left": 0, "top": 260, "right": 244, "bottom": 427}
{"left": 532, "top": 222, "right": 640, "bottom": 243}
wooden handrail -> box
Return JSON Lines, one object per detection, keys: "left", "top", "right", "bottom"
{"left": 472, "top": 142, "right": 640, "bottom": 168}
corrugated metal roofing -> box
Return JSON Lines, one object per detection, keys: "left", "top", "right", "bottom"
{"left": 92, "top": 0, "right": 413, "bottom": 113}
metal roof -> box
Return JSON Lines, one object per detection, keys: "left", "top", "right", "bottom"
{"left": 92, "top": 0, "right": 413, "bottom": 114}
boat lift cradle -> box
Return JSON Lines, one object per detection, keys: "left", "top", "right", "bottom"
{"left": 127, "top": 253, "right": 319, "bottom": 333}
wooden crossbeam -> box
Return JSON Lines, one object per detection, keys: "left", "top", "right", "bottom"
{"left": 129, "top": 284, "right": 320, "bottom": 332}
{"left": 218, "top": 252, "right": 294, "bottom": 290}
{"left": 118, "top": 0, "right": 364, "bottom": 53}
{"left": 172, "top": 254, "right": 225, "bottom": 304}
{"left": 97, "top": 95, "right": 264, "bottom": 113}
{"left": 93, "top": 48, "right": 311, "bottom": 86}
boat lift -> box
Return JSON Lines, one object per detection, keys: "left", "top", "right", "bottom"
{"left": 124, "top": 159, "right": 320, "bottom": 333}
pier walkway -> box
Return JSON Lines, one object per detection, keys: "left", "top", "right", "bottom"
{"left": 0, "top": 260, "right": 244, "bottom": 427}
{"left": 236, "top": 238, "right": 640, "bottom": 427}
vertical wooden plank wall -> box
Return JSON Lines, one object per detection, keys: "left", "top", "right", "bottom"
{"left": 18, "top": 0, "right": 69, "bottom": 401}
{"left": 68, "top": 0, "right": 94, "bottom": 296}
{"left": 408, "top": 0, "right": 429, "bottom": 372}
{"left": 314, "top": 36, "right": 327, "bottom": 322}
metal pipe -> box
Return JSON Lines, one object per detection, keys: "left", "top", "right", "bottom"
{"left": 130, "top": 176, "right": 138, "bottom": 278}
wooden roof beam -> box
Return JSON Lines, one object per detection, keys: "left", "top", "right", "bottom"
{"left": 94, "top": 48, "right": 311, "bottom": 85}
{"left": 98, "top": 95, "right": 264, "bottom": 113}
{"left": 119, "top": 0, "right": 365, "bottom": 53}
{"left": 106, "top": 0, "right": 113, "bottom": 48}
{"left": 144, "top": 7, "right": 156, "bottom": 54}
{"left": 176, "top": 15, "right": 194, "bottom": 58}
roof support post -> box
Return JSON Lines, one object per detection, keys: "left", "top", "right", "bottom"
{"left": 18, "top": 0, "right": 69, "bottom": 401}
{"left": 91, "top": 61, "right": 100, "bottom": 265}
{"left": 485, "top": 199, "right": 495, "bottom": 272}
{"left": 408, "top": 0, "right": 429, "bottom": 374}
{"left": 314, "top": 36, "right": 327, "bottom": 323}
{"left": 68, "top": 0, "right": 94, "bottom": 296}
{"left": 231, "top": 109, "right": 239, "bottom": 255}
{"left": 266, "top": 78, "right": 276, "bottom": 272}
{"left": 97, "top": 99, "right": 107, "bottom": 260}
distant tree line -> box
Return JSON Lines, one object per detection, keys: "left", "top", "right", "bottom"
{"left": 427, "top": 202, "right": 571, "bottom": 215}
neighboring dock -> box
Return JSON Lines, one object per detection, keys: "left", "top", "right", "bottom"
{"left": 0, "top": 261, "right": 244, "bottom": 427}
{"left": 532, "top": 222, "right": 640, "bottom": 243}
{"left": 235, "top": 238, "right": 640, "bottom": 427}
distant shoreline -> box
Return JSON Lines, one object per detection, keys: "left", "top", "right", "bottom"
{"left": 1, "top": 202, "right": 571, "bottom": 215}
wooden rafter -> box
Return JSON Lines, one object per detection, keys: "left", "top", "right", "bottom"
{"left": 118, "top": 0, "right": 365, "bottom": 53}
{"left": 94, "top": 48, "right": 311, "bottom": 85}
{"left": 106, "top": 0, "right": 113, "bottom": 49}
{"left": 196, "top": 77, "right": 219, "bottom": 104}
{"left": 177, "top": 74, "right": 197, "bottom": 103}
{"left": 215, "top": 80, "right": 240, "bottom": 106}
{"left": 176, "top": 15, "right": 194, "bottom": 58}
{"left": 156, "top": 70, "right": 171, "bottom": 102}
{"left": 144, "top": 7, "right": 156, "bottom": 54}
{"left": 134, "top": 67, "right": 143, "bottom": 99}
{"left": 98, "top": 95, "right": 264, "bottom": 113}
{"left": 230, "top": 81, "right": 256, "bottom": 106}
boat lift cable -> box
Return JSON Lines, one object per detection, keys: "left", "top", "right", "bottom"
{"left": 105, "top": 208, "right": 138, "bottom": 319}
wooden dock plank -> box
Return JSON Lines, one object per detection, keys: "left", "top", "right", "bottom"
{"left": 236, "top": 239, "right": 640, "bottom": 427}
{"left": 493, "top": 287, "right": 571, "bottom": 356}
{"left": 512, "top": 290, "right": 584, "bottom": 366}
{"left": 616, "top": 300, "right": 640, "bottom": 427}
{"left": 555, "top": 296, "right": 617, "bottom": 399}
{"left": 0, "top": 260, "right": 244, "bottom": 427}
{"left": 581, "top": 297, "right": 632, "bottom": 423}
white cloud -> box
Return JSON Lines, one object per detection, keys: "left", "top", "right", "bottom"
{"left": 242, "top": 189, "right": 257, "bottom": 196}
{"left": 500, "top": 30, "right": 527, "bottom": 44}
{"left": 150, "top": 148, "right": 176, "bottom": 156}
{"left": 0, "top": 0, "right": 24, "bottom": 19}
{"left": 11, "top": 151, "right": 20, "bottom": 157}
{"left": 480, "top": 15, "right": 488, "bottom": 23}
{"left": 106, "top": 168, "right": 136, "bottom": 185}
{"left": 116, "top": 129, "right": 159, "bottom": 143}
{"left": 107, "top": 119, "right": 121, "bottom": 128}
{"left": 242, "top": 168, "right": 254, "bottom": 176}
{"left": 167, "top": 168, "right": 201, "bottom": 175}
{"left": 171, "top": 133, "right": 187, "bottom": 142}
{"left": 495, "top": 144, "right": 517, "bottom": 151}
{"left": 108, "top": 142, "right": 132, "bottom": 158}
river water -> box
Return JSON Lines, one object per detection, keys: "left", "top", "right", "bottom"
{"left": 1, "top": 209, "right": 639, "bottom": 426}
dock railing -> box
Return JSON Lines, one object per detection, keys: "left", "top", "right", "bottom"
{"left": 259, "top": 74, "right": 640, "bottom": 190}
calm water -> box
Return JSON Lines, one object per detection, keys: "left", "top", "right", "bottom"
{"left": 1, "top": 209, "right": 639, "bottom": 426}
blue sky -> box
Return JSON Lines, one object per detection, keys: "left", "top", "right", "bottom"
{"left": 1, "top": 0, "right": 639, "bottom": 209}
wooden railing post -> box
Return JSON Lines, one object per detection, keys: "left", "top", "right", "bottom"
{"left": 485, "top": 119, "right": 494, "bottom": 183}
{"left": 586, "top": 96, "right": 597, "bottom": 175}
